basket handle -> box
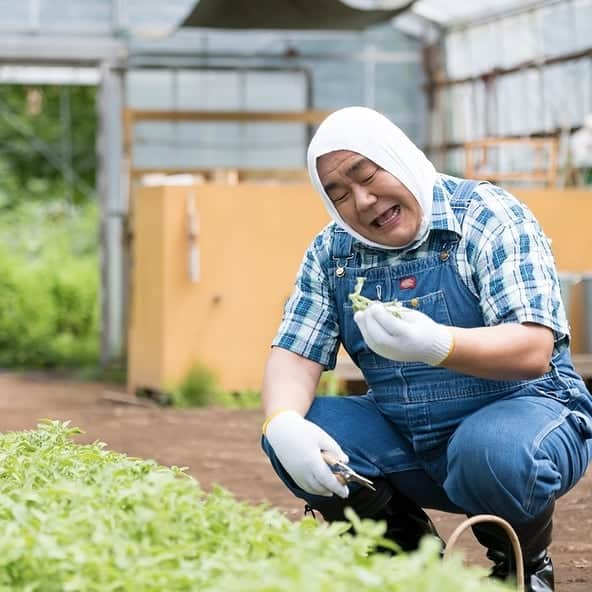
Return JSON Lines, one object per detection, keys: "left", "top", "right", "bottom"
{"left": 443, "top": 514, "right": 524, "bottom": 592}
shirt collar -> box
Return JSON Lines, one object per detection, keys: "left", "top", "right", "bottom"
{"left": 429, "top": 174, "right": 463, "bottom": 238}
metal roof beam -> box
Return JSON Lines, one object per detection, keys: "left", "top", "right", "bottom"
{"left": 0, "top": 65, "right": 100, "bottom": 85}
{"left": 432, "top": 0, "right": 562, "bottom": 30}
{"left": 0, "top": 35, "right": 126, "bottom": 66}
{"left": 127, "top": 48, "right": 419, "bottom": 69}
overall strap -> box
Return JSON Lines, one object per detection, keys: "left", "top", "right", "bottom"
{"left": 330, "top": 227, "right": 356, "bottom": 280}
{"left": 332, "top": 228, "right": 355, "bottom": 261}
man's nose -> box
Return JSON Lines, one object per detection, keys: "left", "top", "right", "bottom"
{"left": 352, "top": 185, "right": 377, "bottom": 210}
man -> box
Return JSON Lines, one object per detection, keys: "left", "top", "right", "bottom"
{"left": 261, "top": 107, "right": 592, "bottom": 592}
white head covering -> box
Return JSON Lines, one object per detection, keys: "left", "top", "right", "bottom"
{"left": 307, "top": 106, "right": 437, "bottom": 250}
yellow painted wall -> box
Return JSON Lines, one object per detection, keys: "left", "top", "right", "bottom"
{"left": 128, "top": 184, "right": 592, "bottom": 395}
{"left": 514, "top": 189, "right": 592, "bottom": 352}
{"left": 128, "top": 183, "right": 330, "bottom": 394}
{"left": 127, "top": 186, "right": 168, "bottom": 388}
{"left": 515, "top": 189, "right": 592, "bottom": 272}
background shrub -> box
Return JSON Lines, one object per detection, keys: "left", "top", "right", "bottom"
{"left": 0, "top": 200, "right": 99, "bottom": 368}
{"left": 168, "top": 363, "right": 261, "bottom": 409}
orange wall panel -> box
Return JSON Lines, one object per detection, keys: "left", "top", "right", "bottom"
{"left": 514, "top": 189, "right": 592, "bottom": 352}
{"left": 129, "top": 183, "right": 330, "bottom": 394}
{"left": 514, "top": 189, "right": 592, "bottom": 272}
{"left": 127, "top": 186, "right": 168, "bottom": 388}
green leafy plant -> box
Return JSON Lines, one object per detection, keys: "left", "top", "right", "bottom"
{"left": 0, "top": 421, "right": 513, "bottom": 591}
{"left": 169, "top": 364, "right": 261, "bottom": 409}
{"left": 169, "top": 363, "right": 220, "bottom": 407}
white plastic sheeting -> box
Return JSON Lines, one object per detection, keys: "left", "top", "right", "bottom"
{"left": 125, "top": 12, "right": 424, "bottom": 171}
{"left": 126, "top": 24, "right": 425, "bottom": 171}
{"left": 127, "top": 69, "right": 308, "bottom": 169}
{"left": 445, "top": 1, "right": 591, "bottom": 79}
{"left": 0, "top": 0, "right": 194, "bottom": 37}
{"left": 0, "top": 0, "right": 588, "bottom": 177}
{"left": 430, "top": 0, "right": 592, "bottom": 175}
{"left": 411, "top": 0, "right": 534, "bottom": 25}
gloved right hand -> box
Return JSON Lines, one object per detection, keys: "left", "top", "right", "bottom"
{"left": 264, "top": 410, "right": 350, "bottom": 498}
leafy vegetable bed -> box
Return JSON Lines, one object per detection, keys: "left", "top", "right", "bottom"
{"left": 0, "top": 421, "right": 511, "bottom": 591}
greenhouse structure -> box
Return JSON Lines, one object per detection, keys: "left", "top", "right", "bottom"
{"left": 0, "top": 0, "right": 590, "bottom": 368}
{"left": 0, "top": 3, "right": 591, "bottom": 591}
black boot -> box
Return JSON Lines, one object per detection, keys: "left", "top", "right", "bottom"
{"left": 306, "top": 478, "right": 443, "bottom": 553}
{"left": 377, "top": 488, "right": 443, "bottom": 552}
{"left": 472, "top": 502, "right": 555, "bottom": 592}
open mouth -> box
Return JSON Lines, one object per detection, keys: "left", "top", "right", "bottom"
{"left": 371, "top": 205, "right": 400, "bottom": 228}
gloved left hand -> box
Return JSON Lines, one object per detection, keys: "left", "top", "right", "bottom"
{"left": 354, "top": 302, "right": 454, "bottom": 365}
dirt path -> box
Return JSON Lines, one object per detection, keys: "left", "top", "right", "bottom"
{"left": 0, "top": 372, "right": 590, "bottom": 590}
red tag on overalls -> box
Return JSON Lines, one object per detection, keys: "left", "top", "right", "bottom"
{"left": 399, "top": 276, "right": 417, "bottom": 290}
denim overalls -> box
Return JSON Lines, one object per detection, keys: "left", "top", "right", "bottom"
{"left": 263, "top": 180, "right": 592, "bottom": 524}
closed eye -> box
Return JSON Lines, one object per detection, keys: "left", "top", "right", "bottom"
{"left": 332, "top": 192, "right": 350, "bottom": 204}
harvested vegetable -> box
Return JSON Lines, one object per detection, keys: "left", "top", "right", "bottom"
{"left": 349, "top": 277, "right": 403, "bottom": 316}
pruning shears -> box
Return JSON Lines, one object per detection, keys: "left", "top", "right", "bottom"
{"left": 321, "top": 450, "right": 376, "bottom": 491}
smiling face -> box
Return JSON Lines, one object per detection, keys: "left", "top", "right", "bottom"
{"left": 317, "top": 150, "right": 423, "bottom": 248}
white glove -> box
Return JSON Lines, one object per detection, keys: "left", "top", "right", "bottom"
{"left": 354, "top": 302, "right": 454, "bottom": 365}
{"left": 264, "top": 410, "right": 350, "bottom": 498}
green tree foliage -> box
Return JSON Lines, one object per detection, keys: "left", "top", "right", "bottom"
{"left": 0, "top": 84, "right": 97, "bottom": 208}
{"left": 0, "top": 83, "right": 100, "bottom": 369}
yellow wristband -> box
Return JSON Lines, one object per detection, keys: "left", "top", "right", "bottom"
{"left": 437, "top": 331, "right": 456, "bottom": 366}
{"left": 262, "top": 408, "right": 292, "bottom": 435}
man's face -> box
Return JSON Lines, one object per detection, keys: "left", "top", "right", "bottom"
{"left": 317, "top": 150, "right": 423, "bottom": 248}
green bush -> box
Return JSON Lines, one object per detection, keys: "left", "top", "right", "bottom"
{"left": 0, "top": 421, "right": 512, "bottom": 592}
{"left": 0, "top": 200, "right": 99, "bottom": 368}
{"left": 168, "top": 363, "right": 219, "bottom": 407}
{"left": 169, "top": 364, "right": 261, "bottom": 409}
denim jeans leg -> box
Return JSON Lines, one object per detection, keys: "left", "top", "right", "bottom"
{"left": 444, "top": 393, "right": 592, "bottom": 524}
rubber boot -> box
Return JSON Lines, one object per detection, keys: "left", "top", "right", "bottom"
{"left": 471, "top": 502, "right": 555, "bottom": 592}
{"left": 306, "top": 478, "right": 443, "bottom": 553}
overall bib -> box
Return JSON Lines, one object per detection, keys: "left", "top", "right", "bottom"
{"left": 263, "top": 180, "right": 592, "bottom": 524}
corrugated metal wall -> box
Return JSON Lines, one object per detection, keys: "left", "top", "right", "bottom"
{"left": 430, "top": 0, "right": 592, "bottom": 177}
{"left": 126, "top": 24, "right": 424, "bottom": 171}
{"left": 127, "top": 68, "right": 309, "bottom": 169}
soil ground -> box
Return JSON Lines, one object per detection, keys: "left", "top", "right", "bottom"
{"left": 0, "top": 372, "right": 590, "bottom": 591}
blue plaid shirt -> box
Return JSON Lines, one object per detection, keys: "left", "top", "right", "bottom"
{"left": 273, "top": 174, "right": 569, "bottom": 369}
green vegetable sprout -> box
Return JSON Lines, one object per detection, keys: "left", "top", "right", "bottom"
{"left": 0, "top": 421, "right": 511, "bottom": 591}
{"left": 349, "top": 277, "right": 403, "bottom": 316}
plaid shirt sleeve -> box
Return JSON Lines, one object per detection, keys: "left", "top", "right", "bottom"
{"left": 272, "top": 229, "right": 341, "bottom": 369}
{"left": 465, "top": 184, "right": 569, "bottom": 341}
